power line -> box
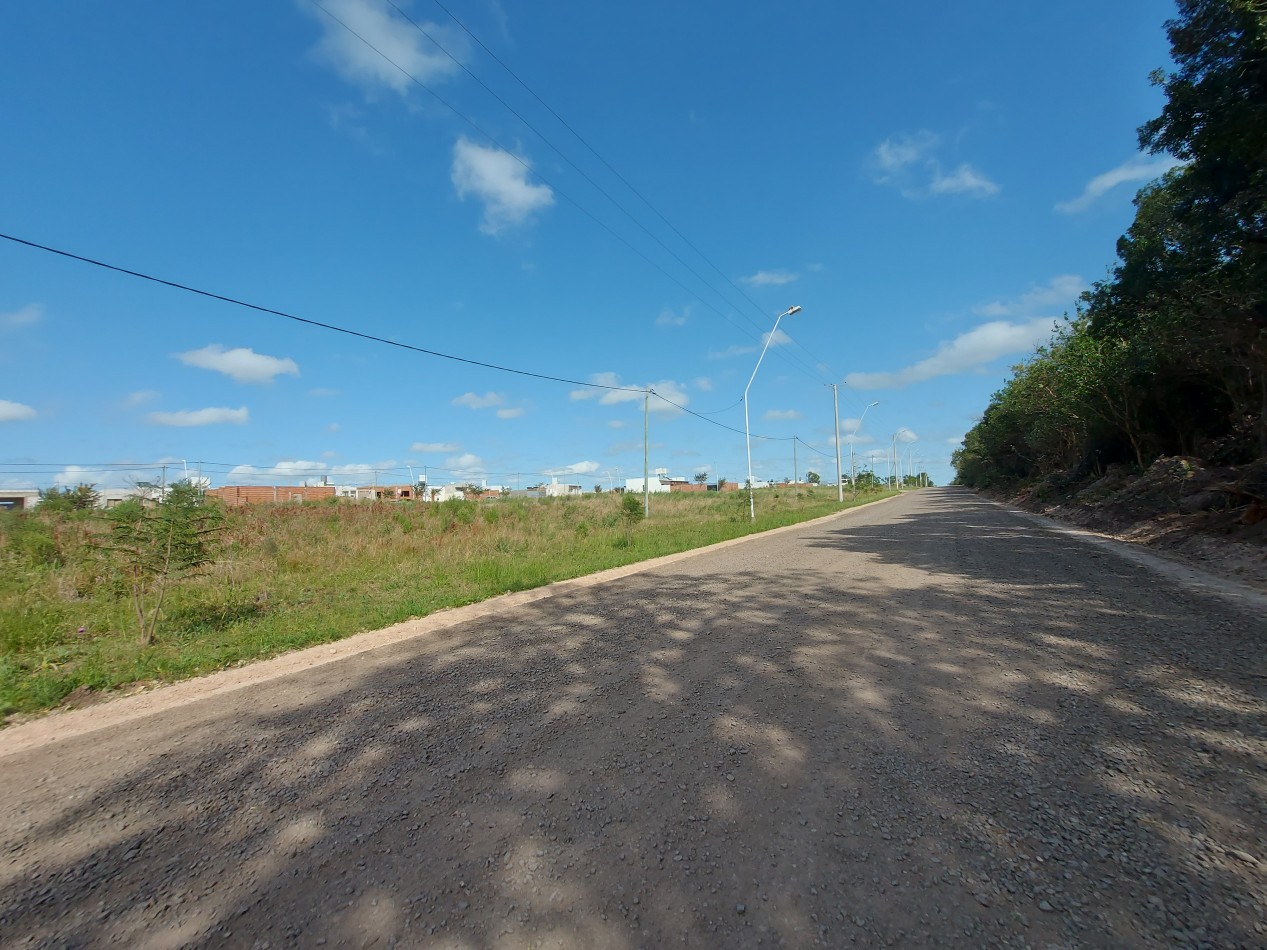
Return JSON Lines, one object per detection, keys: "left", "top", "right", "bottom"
{"left": 0, "top": 231, "right": 808, "bottom": 450}
{"left": 424, "top": 0, "right": 838, "bottom": 386}
{"left": 311, "top": 0, "right": 835, "bottom": 391}
{"left": 378, "top": 0, "right": 779, "bottom": 344}
{"left": 305, "top": 0, "right": 774, "bottom": 353}
{"left": 0, "top": 231, "right": 643, "bottom": 395}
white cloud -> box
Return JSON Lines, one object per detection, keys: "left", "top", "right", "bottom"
{"left": 50, "top": 462, "right": 181, "bottom": 490}
{"left": 707, "top": 344, "right": 757, "bottom": 360}
{"left": 444, "top": 453, "right": 485, "bottom": 475}
{"left": 496, "top": 407, "right": 524, "bottom": 419}
{"left": 303, "top": 0, "right": 463, "bottom": 96}
{"left": 947, "top": 435, "right": 965, "bottom": 445}
{"left": 309, "top": 387, "right": 340, "bottom": 397}
{"left": 570, "top": 372, "right": 689, "bottom": 414}
{"left": 327, "top": 422, "right": 340, "bottom": 433}
{"left": 148, "top": 406, "right": 250, "bottom": 426}
{"left": 411, "top": 441, "right": 460, "bottom": 452}
{"left": 975, "top": 275, "right": 1086, "bottom": 317}
{"left": 0, "top": 399, "right": 37, "bottom": 421}
{"left": 873, "top": 132, "right": 939, "bottom": 176}
{"left": 896, "top": 427, "right": 918, "bottom": 444}
{"left": 608, "top": 420, "right": 626, "bottom": 429}
{"left": 452, "top": 137, "right": 554, "bottom": 235}
{"left": 872, "top": 131, "right": 998, "bottom": 199}
{"left": 1, "top": 303, "right": 42, "bottom": 330}
{"left": 838, "top": 418, "right": 879, "bottom": 444}
{"left": 741, "top": 269, "right": 799, "bottom": 287}
{"left": 176, "top": 345, "right": 299, "bottom": 384}
{"left": 930, "top": 163, "right": 1000, "bottom": 197}
{"left": 122, "top": 390, "right": 160, "bottom": 408}
{"left": 845, "top": 318, "right": 1056, "bottom": 389}
{"left": 656, "top": 307, "right": 689, "bottom": 327}
{"left": 544, "top": 460, "right": 599, "bottom": 476}
{"left": 1056, "top": 156, "right": 1184, "bottom": 213}
{"left": 762, "top": 328, "right": 793, "bottom": 348}
{"left": 452, "top": 391, "right": 504, "bottom": 409}
{"left": 763, "top": 409, "right": 802, "bottom": 421}
{"left": 694, "top": 377, "right": 713, "bottom": 391}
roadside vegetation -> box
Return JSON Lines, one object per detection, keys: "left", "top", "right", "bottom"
{"left": 954, "top": 1, "right": 1266, "bottom": 511}
{"left": 0, "top": 483, "right": 896, "bottom": 719}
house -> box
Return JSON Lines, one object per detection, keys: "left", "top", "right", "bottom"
{"left": 0, "top": 489, "right": 41, "bottom": 510}
{"left": 625, "top": 475, "right": 671, "bottom": 494}
{"left": 543, "top": 479, "right": 582, "bottom": 498}
{"left": 353, "top": 484, "right": 416, "bottom": 501}
{"left": 205, "top": 485, "right": 337, "bottom": 506}
{"left": 668, "top": 480, "right": 707, "bottom": 493}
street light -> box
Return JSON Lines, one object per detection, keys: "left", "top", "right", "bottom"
{"left": 850, "top": 401, "right": 880, "bottom": 498}
{"left": 744, "top": 305, "right": 802, "bottom": 521}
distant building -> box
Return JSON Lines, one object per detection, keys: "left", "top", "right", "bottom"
{"left": 206, "top": 485, "right": 336, "bottom": 506}
{"left": 0, "top": 489, "right": 41, "bottom": 510}
{"left": 544, "top": 479, "right": 582, "bottom": 498}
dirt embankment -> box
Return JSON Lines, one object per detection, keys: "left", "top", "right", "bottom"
{"left": 997, "top": 457, "right": 1267, "bottom": 591}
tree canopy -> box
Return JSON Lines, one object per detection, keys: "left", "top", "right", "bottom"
{"left": 955, "top": 0, "right": 1267, "bottom": 488}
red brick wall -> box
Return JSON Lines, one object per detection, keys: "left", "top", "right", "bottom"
{"left": 205, "top": 485, "right": 336, "bottom": 506}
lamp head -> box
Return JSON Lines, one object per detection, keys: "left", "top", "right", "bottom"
{"left": 787, "top": 305, "right": 802, "bottom": 316}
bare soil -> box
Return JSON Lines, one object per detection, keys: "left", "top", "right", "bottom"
{"left": 1, "top": 489, "right": 1264, "bottom": 948}
{"left": 1002, "top": 457, "right": 1267, "bottom": 593}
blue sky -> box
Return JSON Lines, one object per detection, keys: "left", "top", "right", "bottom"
{"left": 1, "top": 0, "right": 1181, "bottom": 492}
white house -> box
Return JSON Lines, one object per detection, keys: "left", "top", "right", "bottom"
{"left": 544, "top": 479, "right": 582, "bottom": 498}
{"left": 625, "top": 475, "right": 672, "bottom": 494}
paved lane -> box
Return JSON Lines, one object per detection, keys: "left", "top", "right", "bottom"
{"left": 2, "top": 488, "right": 1264, "bottom": 948}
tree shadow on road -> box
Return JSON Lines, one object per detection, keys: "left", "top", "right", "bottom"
{"left": 2, "top": 489, "right": 1264, "bottom": 948}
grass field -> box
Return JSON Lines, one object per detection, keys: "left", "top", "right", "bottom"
{"left": 0, "top": 486, "right": 895, "bottom": 719}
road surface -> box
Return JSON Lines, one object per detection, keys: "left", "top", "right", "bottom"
{"left": 1, "top": 488, "right": 1264, "bottom": 948}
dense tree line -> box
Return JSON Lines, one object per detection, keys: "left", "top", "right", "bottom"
{"left": 955, "top": 0, "right": 1266, "bottom": 488}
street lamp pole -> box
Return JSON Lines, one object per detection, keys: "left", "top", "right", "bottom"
{"left": 850, "top": 400, "right": 879, "bottom": 498}
{"left": 745, "top": 305, "right": 801, "bottom": 521}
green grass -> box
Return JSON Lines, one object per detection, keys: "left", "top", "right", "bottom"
{"left": 0, "top": 487, "right": 895, "bottom": 719}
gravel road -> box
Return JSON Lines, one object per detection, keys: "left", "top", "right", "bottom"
{"left": 2, "top": 488, "right": 1264, "bottom": 949}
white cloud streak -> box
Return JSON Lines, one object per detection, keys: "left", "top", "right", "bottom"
{"left": 741, "top": 269, "right": 799, "bottom": 287}
{"left": 148, "top": 406, "right": 250, "bottom": 426}
{"left": 1055, "top": 156, "right": 1185, "bottom": 213}
{"left": 872, "top": 131, "right": 999, "bottom": 199}
{"left": 974, "top": 275, "right": 1086, "bottom": 317}
{"left": 1, "top": 303, "right": 43, "bottom": 330}
{"left": 452, "top": 391, "right": 504, "bottom": 409}
{"left": 569, "top": 372, "right": 689, "bottom": 414}
{"left": 544, "top": 460, "right": 599, "bottom": 476}
{"left": 930, "top": 163, "right": 1000, "bottom": 196}
{"left": 452, "top": 137, "right": 554, "bottom": 235}
{"left": 444, "top": 453, "right": 485, "bottom": 475}
{"left": 304, "top": 0, "right": 463, "bottom": 96}
{"left": 763, "top": 409, "right": 802, "bottom": 421}
{"left": 496, "top": 407, "right": 525, "bottom": 419}
{"left": 411, "top": 441, "right": 460, "bottom": 453}
{"left": 845, "top": 319, "right": 1056, "bottom": 389}
{"left": 0, "top": 399, "right": 37, "bottom": 421}
{"left": 176, "top": 345, "right": 299, "bottom": 384}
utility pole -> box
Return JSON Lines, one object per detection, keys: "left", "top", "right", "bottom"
{"left": 644, "top": 389, "right": 650, "bottom": 518}
{"left": 793, "top": 437, "right": 798, "bottom": 487}
{"left": 828, "top": 383, "right": 843, "bottom": 503}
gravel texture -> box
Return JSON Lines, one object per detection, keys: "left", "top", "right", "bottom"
{"left": 1, "top": 487, "right": 1264, "bottom": 948}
